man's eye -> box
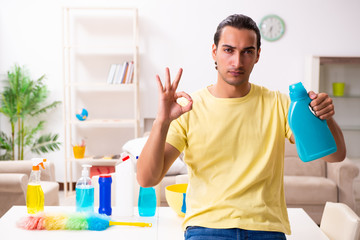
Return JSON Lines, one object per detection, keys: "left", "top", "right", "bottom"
{"left": 243, "top": 50, "right": 254, "bottom": 54}
{"left": 224, "top": 48, "right": 233, "bottom": 53}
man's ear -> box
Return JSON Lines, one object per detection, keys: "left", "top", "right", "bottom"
{"left": 255, "top": 48, "right": 261, "bottom": 63}
{"left": 212, "top": 44, "right": 217, "bottom": 61}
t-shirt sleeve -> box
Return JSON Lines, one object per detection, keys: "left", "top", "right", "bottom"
{"left": 279, "top": 92, "right": 293, "bottom": 142}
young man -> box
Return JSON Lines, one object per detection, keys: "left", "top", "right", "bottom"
{"left": 137, "top": 14, "right": 346, "bottom": 240}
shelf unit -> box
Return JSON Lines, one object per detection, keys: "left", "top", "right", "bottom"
{"left": 308, "top": 56, "right": 360, "bottom": 159}
{"left": 62, "top": 7, "right": 140, "bottom": 196}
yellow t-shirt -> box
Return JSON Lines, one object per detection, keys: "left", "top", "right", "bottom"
{"left": 166, "top": 83, "right": 293, "bottom": 234}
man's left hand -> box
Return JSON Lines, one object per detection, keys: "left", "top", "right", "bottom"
{"left": 308, "top": 91, "right": 335, "bottom": 120}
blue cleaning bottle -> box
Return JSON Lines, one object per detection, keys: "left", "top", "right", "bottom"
{"left": 76, "top": 164, "right": 94, "bottom": 212}
{"left": 138, "top": 186, "right": 157, "bottom": 217}
{"left": 288, "top": 82, "right": 337, "bottom": 162}
{"left": 98, "top": 174, "right": 112, "bottom": 216}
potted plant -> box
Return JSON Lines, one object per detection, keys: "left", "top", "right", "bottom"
{"left": 0, "top": 64, "right": 61, "bottom": 160}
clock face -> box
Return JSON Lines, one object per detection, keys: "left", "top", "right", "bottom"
{"left": 259, "top": 15, "right": 285, "bottom": 42}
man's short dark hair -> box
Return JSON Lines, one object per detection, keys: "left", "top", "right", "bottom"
{"left": 214, "top": 14, "right": 261, "bottom": 50}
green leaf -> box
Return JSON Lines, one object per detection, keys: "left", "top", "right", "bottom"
{"left": 31, "top": 133, "right": 61, "bottom": 155}
{"left": 0, "top": 131, "right": 13, "bottom": 160}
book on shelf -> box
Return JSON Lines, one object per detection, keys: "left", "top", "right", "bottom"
{"left": 125, "top": 61, "right": 134, "bottom": 84}
{"left": 113, "top": 64, "right": 123, "bottom": 84}
{"left": 120, "top": 61, "right": 129, "bottom": 84}
{"left": 106, "top": 61, "right": 134, "bottom": 85}
{"left": 106, "top": 64, "right": 118, "bottom": 84}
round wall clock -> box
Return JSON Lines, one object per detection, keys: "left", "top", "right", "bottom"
{"left": 259, "top": 14, "right": 285, "bottom": 42}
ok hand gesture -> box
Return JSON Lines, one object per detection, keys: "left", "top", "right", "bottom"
{"left": 156, "top": 68, "right": 193, "bottom": 124}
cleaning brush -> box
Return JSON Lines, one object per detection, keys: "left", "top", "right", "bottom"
{"left": 17, "top": 212, "right": 152, "bottom": 231}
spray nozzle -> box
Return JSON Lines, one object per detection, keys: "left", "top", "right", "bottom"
{"left": 32, "top": 158, "right": 47, "bottom": 171}
{"left": 121, "top": 152, "right": 130, "bottom": 162}
{"left": 81, "top": 164, "right": 92, "bottom": 177}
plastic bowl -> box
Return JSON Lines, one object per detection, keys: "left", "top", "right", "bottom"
{"left": 165, "top": 183, "right": 188, "bottom": 217}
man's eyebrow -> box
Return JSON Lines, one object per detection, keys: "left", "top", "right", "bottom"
{"left": 221, "top": 44, "right": 236, "bottom": 49}
{"left": 243, "top": 46, "right": 256, "bottom": 50}
{"left": 221, "top": 44, "right": 256, "bottom": 50}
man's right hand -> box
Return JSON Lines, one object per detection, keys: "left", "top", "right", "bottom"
{"left": 156, "top": 68, "right": 193, "bottom": 124}
{"left": 137, "top": 68, "right": 192, "bottom": 187}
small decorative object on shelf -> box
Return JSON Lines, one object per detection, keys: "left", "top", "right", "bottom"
{"left": 76, "top": 108, "right": 88, "bottom": 121}
{"left": 73, "top": 140, "right": 86, "bottom": 159}
{"left": 332, "top": 82, "right": 345, "bottom": 97}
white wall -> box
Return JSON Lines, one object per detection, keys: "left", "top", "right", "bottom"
{"left": 1, "top": 0, "right": 360, "bottom": 182}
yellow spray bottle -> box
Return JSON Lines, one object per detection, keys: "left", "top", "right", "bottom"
{"left": 26, "top": 158, "right": 46, "bottom": 214}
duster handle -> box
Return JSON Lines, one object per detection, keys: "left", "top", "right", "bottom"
{"left": 109, "top": 221, "right": 152, "bottom": 227}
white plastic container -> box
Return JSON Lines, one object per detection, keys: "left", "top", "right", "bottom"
{"left": 114, "top": 153, "right": 135, "bottom": 217}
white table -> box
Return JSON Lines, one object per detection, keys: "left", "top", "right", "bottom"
{"left": 0, "top": 206, "right": 328, "bottom": 240}
{"left": 157, "top": 207, "right": 330, "bottom": 240}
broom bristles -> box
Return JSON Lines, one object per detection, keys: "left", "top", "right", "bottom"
{"left": 17, "top": 212, "right": 110, "bottom": 231}
{"left": 45, "top": 213, "right": 67, "bottom": 230}
{"left": 17, "top": 213, "right": 45, "bottom": 230}
{"left": 87, "top": 213, "right": 110, "bottom": 231}
{"left": 66, "top": 213, "right": 88, "bottom": 230}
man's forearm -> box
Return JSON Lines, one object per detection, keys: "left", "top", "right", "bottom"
{"left": 136, "top": 119, "right": 171, "bottom": 187}
{"left": 322, "top": 118, "right": 347, "bottom": 162}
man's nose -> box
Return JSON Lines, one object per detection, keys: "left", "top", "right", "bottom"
{"left": 232, "top": 52, "right": 243, "bottom": 68}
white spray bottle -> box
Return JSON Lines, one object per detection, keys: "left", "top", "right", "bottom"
{"left": 114, "top": 153, "right": 134, "bottom": 216}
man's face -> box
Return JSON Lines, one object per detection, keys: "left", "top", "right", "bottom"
{"left": 212, "top": 26, "right": 260, "bottom": 87}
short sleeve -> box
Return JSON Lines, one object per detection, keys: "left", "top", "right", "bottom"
{"left": 279, "top": 92, "right": 293, "bottom": 141}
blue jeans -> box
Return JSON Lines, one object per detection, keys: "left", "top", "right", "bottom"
{"left": 184, "top": 226, "right": 286, "bottom": 240}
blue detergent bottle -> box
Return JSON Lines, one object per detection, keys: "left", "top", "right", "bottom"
{"left": 98, "top": 174, "right": 112, "bottom": 216}
{"left": 288, "top": 82, "right": 337, "bottom": 162}
{"left": 138, "top": 187, "right": 157, "bottom": 217}
{"left": 76, "top": 164, "right": 94, "bottom": 212}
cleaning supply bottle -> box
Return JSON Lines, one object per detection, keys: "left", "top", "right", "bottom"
{"left": 26, "top": 158, "right": 46, "bottom": 214}
{"left": 288, "top": 82, "right": 337, "bottom": 162}
{"left": 76, "top": 164, "right": 94, "bottom": 212}
{"left": 138, "top": 186, "right": 157, "bottom": 217}
{"left": 114, "top": 153, "right": 134, "bottom": 217}
{"left": 98, "top": 174, "right": 112, "bottom": 216}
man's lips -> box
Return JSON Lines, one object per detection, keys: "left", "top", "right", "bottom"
{"left": 228, "top": 70, "right": 245, "bottom": 76}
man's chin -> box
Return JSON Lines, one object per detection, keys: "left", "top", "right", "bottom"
{"left": 223, "top": 78, "right": 248, "bottom": 86}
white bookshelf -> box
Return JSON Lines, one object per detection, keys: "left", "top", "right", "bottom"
{"left": 307, "top": 56, "right": 360, "bottom": 215}
{"left": 62, "top": 7, "right": 140, "bottom": 196}
{"left": 307, "top": 56, "right": 360, "bottom": 159}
